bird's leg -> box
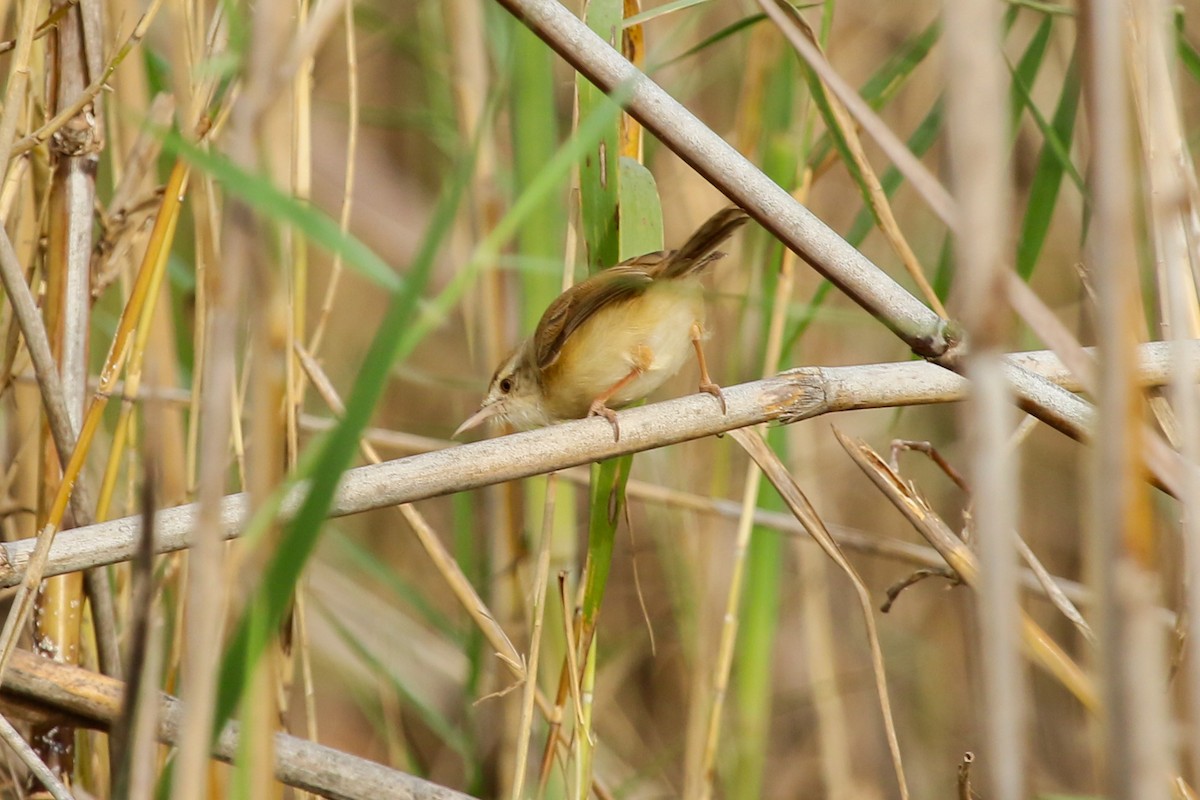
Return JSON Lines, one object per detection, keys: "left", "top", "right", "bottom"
{"left": 588, "top": 365, "right": 645, "bottom": 442}
{"left": 690, "top": 323, "right": 726, "bottom": 414}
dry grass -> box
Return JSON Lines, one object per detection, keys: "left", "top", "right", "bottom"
{"left": 0, "top": 0, "right": 1196, "bottom": 798}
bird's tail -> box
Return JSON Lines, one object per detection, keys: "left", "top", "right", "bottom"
{"left": 658, "top": 206, "right": 751, "bottom": 280}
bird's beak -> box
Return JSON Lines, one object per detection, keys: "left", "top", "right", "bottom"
{"left": 454, "top": 403, "right": 502, "bottom": 438}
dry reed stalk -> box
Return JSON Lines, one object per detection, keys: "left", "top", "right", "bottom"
{"left": 942, "top": 0, "right": 1024, "bottom": 798}
{"left": 1131, "top": 0, "right": 1200, "bottom": 784}
{"left": 511, "top": 474, "right": 556, "bottom": 800}
{"left": 93, "top": 165, "right": 187, "bottom": 523}
{"left": 288, "top": 0, "right": 322, "bottom": 749}
{"left": 0, "top": 647, "right": 477, "bottom": 799}
{"left": 0, "top": 155, "right": 189, "bottom": 699}
{"left": 33, "top": 0, "right": 106, "bottom": 776}
{"left": 10, "top": 1, "right": 164, "bottom": 160}
{"left": 1083, "top": 1, "right": 1174, "bottom": 797}
{"left": 1, "top": 342, "right": 1195, "bottom": 587}
{"left": 180, "top": 7, "right": 230, "bottom": 496}
{"left": 775, "top": 235, "right": 855, "bottom": 799}
{"left": 110, "top": 479, "right": 163, "bottom": 798}
{"left": 0, "top": 0, "right": 45, "bottom": 174}
{"left": 448, "top": 1, "right": 527, "bottom": 789}
{"left": 306, "top": 0, "right": 360, "bottom": 356}
{"left": 172, "top": 1, "right": 249, "bottom": 794}
{"left": 292, "top": 1, "right": 344, "bottom": 740}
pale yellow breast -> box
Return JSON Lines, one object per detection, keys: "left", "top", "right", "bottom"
{"left": 542, "top": 278, "right": 705, "bottom": 419}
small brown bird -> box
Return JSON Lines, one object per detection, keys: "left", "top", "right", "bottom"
{"left": 456, "top": 207, "right": 750, "bottom": 441}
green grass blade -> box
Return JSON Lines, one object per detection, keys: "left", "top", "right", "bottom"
{"left": 578, "top": 109, "right": 664, "bottom": 634}
{"left": 578, "top": 0, "right": 621, "bottom": 272}
{"left": 1177, "top": 12, "right": 1200, "bottom": 84}
{"left": 510, "top": 17, "right": 566, "bottom": 323}
{"left": 782, "top": 280, "right": 834, "bottom": 354}
{"left": 1009, "top": 54, "right": 1084, "bottom": 193}
{"left": 1015, "top": 52, "right": 1082, "bottom": 278}
{"left": 1009, "top": 13, "right": 1053, "bottom": 133}
{"left": 581, "top": 456, "right": 631, "bottom": 626}
{"left": 655, "top": 13, "right": 767, "bottom": 69}
{"left": 934, "top": 232, "right": 955, "bottom": 301}
{"left": 392, "top": 92, "right": 627, "bottom": 362}
{"left": 856, "top": 17, "right": 940, "bottom": 109}
{"left": 623, "top": 0, "right": 710, "bottom": 28}
{"left": 731, "top": 40, "right": 798, "bottom": 799}
{"left": 329, "top": 531, "right": 458, "bottom": 637}
{"left": 574, "top": 5, "right": 643, "bottom": 792}
{"left": 320, "top": 605, "right": 472, "bottom": 757}
{"left": 211, "top": 161, "right": 471, "bottom": 739}
{"left": 806, "top": 18, "right": 940, "bottom": 170}
{"left": 162, "top": 130, "right": 401, "bottom": 292}
{"left": 617, "top": 157, "right": 663, "bottom": 256}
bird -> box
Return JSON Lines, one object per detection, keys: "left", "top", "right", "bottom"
{"left": 455, "top": 206, "right": 750, "bottom": 442}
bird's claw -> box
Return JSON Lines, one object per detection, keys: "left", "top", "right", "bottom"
{"left": 699, "top": 381, "right": 726, "bottom": 414}
{"left": 588, "top": 401, "right": 621, "bottom": 442}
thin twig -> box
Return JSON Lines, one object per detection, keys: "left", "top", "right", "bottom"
{"left": 892, "top": 439, "right": 1094, "bottom": 641}
{"left": 0, "top": 221, "right": 116, "bottom": 681}
{"left": 957, "top": 752, "right": 976, "bottom": 800}
{"left": 305, "top": 0, "right": 359, "bottom": 356}
{"left": 10, "top": 0, "right": 165, "bottom": 158}
{"left": 835, "top": 429, "right": 1099, "bottom": 711}
{"left": 890, "top": 440, "right": 969, "bottom": 492}
{"left": 0, "top": 229, "right": 80, "bottom": 490}
{"left": 1014, "top": 536, "right": 1095, "bottom": 644}
{"left": 0, "top": 0, "right": 44, "bottom": 175}
{"left": 697, "top": 201, "right": 796, "bottom": 797}
{"left": 0, "top": 1, "right": 78, "bottom": 56}
{"left": 881, "top": 567, "right": 959, "bottom": 613}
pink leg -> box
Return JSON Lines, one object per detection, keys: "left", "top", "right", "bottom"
{"left": 690, "top": 323, "right": 726, "bottom": 414}
{"left": 588, "top": 366, "right": 644, "bottom": 442}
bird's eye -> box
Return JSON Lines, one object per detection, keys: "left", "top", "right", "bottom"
{"left": 499, "top": 377, "right": 513, "bottom": 393}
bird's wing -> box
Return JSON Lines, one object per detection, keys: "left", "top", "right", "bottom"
{"left": 533, "top": 265, "right": 655, "bottom": 370}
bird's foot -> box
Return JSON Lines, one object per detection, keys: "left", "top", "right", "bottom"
{"left": 699, "top": 381, "right": 727, "bottom": 414}
{"left": 588, "top": 400, "right": 621, "bottom": 441}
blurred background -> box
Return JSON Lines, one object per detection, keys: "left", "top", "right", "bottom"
{"left": 2, "top": 0, "right": 1199, "bottom": 798}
